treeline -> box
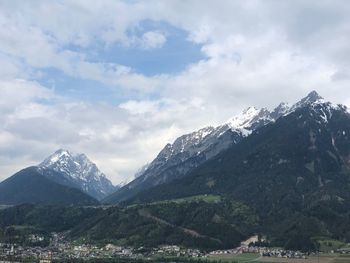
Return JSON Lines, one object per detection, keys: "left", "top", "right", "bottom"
{"left": 69, "top": 199, "right": 258, "bottom": 250}
{"left": 1, "top": 198, "right": 349, "bottom": 252}
{"left": 0, "top": 201, "right": 256, "bottom": 250}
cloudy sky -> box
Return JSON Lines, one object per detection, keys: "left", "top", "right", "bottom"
{"left": 1, "top": 0, "right": 350, "bottom": 184}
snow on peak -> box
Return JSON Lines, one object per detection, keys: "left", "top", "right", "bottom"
{"left": 274, "top": 102, "right": 289, "bottom": 113}
{"left": 226, "top": 107, "right": 260, "bottom": 129}
{"left": 39, "top": 149, "right": 115, "bottom": 199}
{"left": 40, "top": 149, "right": 102, "bottom": 180}
{"left": 224, "top": 106, "right": 273, "bottom": 136}
{"left": 290, "top": 90, "right": 325, "bottom": 111}
{"left": 159, "top": 126, "right": 216, "bottom": 157}
{"left": 225, "top": 91, "right": 329, "bottom": 133}
{"left": 46, "top": 149, "right": 71, "bottom": 163}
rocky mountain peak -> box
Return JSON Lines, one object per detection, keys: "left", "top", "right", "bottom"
{"left": 44, "top": 149, "right": 72, "bottom": 163}
{"left": 39, "top": 149, "right": 116, "bottom": 200}
{"left": 40, "top": 149, "right": 93, "bottom": 177}
{"left": 290, "top": 90, "right": 325, "bottom": 111}
{"left": 305, "top": 90, "right": 323, "bottom": 102}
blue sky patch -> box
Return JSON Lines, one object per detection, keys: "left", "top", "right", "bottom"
{"left": 79, "top": 20, "right": 205, "bottom": 76}
{"left": 36, "top": 68, "right": 131, "bottom": 104}
{"left": 35, "top": 20, "right": 205, "bottom": 103}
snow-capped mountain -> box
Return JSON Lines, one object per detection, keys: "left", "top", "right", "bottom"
{"left": 103, "top": 91, "right": 327, "bottom": 203}
{"left": 39, "top": 149, "right": 116, "bottom": 200}
{"left": 128, "top": 92, "right": 350, "bottom": 249}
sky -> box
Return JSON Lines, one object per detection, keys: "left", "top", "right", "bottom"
{"left": 1, "top": 0, "right": 350, "bottom": 184}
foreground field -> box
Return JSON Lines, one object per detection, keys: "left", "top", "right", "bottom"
{"left": 258, "top": 254, "right": 350, "bottom": 263}
{"left": 208, "top": 253, "right": 350, "bottom": 263}
{"left": 317, "top": 239, "right": 350, "bottom": 253}
{"left": 209, "top": 252, "right": 260, "bottom": 262}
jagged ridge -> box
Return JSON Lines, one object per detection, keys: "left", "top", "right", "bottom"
{"left": 104, "top": 91, "right": 326, "bottom": 204}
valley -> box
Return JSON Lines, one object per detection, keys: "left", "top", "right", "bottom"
{"left": 1, "top": 91, "right": 350, "bottom": 262}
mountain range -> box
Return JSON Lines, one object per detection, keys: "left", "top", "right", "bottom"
{"left": 1, "top": 90, "right": 350, "bottom": 251}
{"left": 118, "top": 91, "right": 350, "bottom": 249}
{"left": 132, "top": 91, "right": 350, "bottom": 206}
{"left": 104, "top": 91, "right": 324, "bottom": 204}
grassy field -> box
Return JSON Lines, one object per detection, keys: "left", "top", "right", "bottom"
{"left": 209, "top": 252, "right": 260, "bottom": 262}
{"left": 208, "top": 252, "right": 350, "bottom": 263}
{"left": 127, "top": 194, "right": 222, "bottom": 208}
{"left": 0, "top": 205, "right": 12, "bottom": 210}
{"left": 257, "top": 254, "right": 350, "bottom": 263}
{"left": 333, "top": 254, "right": 350, "bottom": 263}
{"left": 318, "top": 239, "right": 349, "bottom": 253}
{"left": 151, "top": 194, "right": 222, "bottom": 205}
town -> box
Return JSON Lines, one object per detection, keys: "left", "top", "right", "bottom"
{"left": 2, "top": 233, "right": 349, "bottom": 263}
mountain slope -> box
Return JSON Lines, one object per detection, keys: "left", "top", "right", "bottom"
{"left": 104, "top": 102, "right": 290, "bottom": 203}
{"left": 0, "top": 167, "right": 98, "bottom": 206}
{"left": 39, "top": 149, "right": 116, "bottom": 200}
{"left": 128, "top": 93, "right": 350, "bottom": 248}
{"left": 0, "top": 200, "right": 257, "bottom": 250}
{"left": 136, "top": 99, "right": 350, "bottom": 203}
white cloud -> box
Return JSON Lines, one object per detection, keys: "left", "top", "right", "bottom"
{"left": 120, "top": 100, "right": 161, "bottom": 115}
{"left": 0, "top": 79, "right": 53, "bottom": 112}
{"left": 140, "top": 31, "right": 166, "bottom": 49}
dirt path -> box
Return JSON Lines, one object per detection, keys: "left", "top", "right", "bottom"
{"left": 138, "top": 208, "right": 222, "bottom": 244}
